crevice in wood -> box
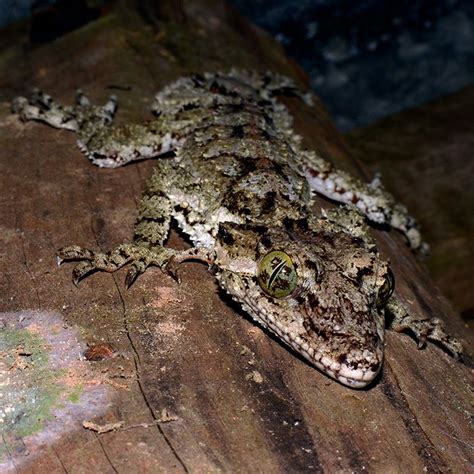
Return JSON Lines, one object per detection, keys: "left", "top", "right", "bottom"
{"left": 18, "top": 219, "right": 41, "bottom": 310}
{"left": 380, "top": 367, "right": 448, "bottom": 472}
{"left": 94, "top": 432, "right": 118, "bottom": 473}
{"left": 51, "top": 445, "right": 69, "bottom": 473}
{"left": 112, "top": 276, "right": 189, "bottom": 473}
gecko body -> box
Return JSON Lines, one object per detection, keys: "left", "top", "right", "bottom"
{"left": 12, "top": 70, "right": 462, "bottom": 387}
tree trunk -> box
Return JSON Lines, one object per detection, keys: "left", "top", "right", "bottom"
{"left": 0, "top": 1, "right": 471, "bottom": 472}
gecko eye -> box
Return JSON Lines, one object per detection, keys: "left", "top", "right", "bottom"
{"left": 257, "top": 250, "right": 298, "bottom": 298}
{"left": 377, "top": 268, "right": 395, "bottom": 308}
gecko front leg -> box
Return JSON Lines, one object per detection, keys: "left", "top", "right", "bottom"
{"left": 57, "top": 186, "right": 214, "bottom": 287}
{"left": 12, "top": 89, "right": 186, "bottom": 168}
{"left": 385, "top": 297, "right": 463, "bottom": 359}
{"left": 58, "top": 244, "right": 214, "bottom": 288}
{"left": 314, "top": 207, "right": 463, "bottom": 359}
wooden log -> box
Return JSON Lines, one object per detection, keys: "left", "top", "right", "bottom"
{"left": 0, "top": 1, "right": 472, "bottom": 472}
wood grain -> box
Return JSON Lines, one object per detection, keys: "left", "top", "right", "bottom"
{"left": 0, "top": 1, "right": 472, "bottom": 472}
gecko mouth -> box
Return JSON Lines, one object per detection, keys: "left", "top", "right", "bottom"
{"left": 279, "top": 332, "right": 383, "bottom": 388}
{"left": 242, "top": 298, "right": 383, "bottom": 388}
{"left": 309, "top": 353, "right": 383, "bottom": 388}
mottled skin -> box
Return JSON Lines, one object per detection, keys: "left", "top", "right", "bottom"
{"left": 12, "top": 70, "right": 462, "bottom": 387}
{"left": 215, "top": 216, "right": 388, "bottom": 387}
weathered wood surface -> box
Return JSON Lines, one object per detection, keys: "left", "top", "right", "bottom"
{"left": 347, "top": 87, "right": 474, "bottom": 320}
{"left": 0, "top": 1, "right": 472, "bottom": 472}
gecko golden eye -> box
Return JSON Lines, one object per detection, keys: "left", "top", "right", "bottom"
{"left": 257, "top": 250, "right": 298, "bottom": 298}
{"left": 377, "top": 268, "right": 395, "bottom": 308}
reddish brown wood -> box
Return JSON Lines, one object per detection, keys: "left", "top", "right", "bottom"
{"left": 0, "top": 1, "right": 472, "bottom": 472}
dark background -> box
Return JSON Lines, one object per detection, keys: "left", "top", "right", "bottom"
{"left": 2, "top": 0, "right": 473, "bottom": 130}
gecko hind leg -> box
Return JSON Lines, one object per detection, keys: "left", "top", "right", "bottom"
{"left": 301, "top": 150, "right": 428, "bottom": 253}
{"left": 12, "top": 88, "right": 117, "bottom": 131}
{"left": 386, "top": 297, "right": 463, "bottom": 359}
{"left": 13, "top": 87, "right": 179, "bottom": 168}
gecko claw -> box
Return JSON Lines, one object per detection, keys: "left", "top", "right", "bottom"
{"left": 417, "top": 337, "right": 427, "bottom": 349}
{"left": 163, "top": 258, "right": 181, "bottom": 284}
{"left": 72, "top": 262, "right": 97, "bottom": 285}
{"left": 125, "top": 267, "right": 139, "bottom": 288}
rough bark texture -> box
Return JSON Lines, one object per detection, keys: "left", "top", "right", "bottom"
{"left": 0, "top": 1, "right": 472, "bottom": 472}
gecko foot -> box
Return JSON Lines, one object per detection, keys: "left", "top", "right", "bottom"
{"left": 57, "top": 244, "right": 214, "bottom": 287}
{"left": 386, "top": 298, "right": 463, "bottom": 359}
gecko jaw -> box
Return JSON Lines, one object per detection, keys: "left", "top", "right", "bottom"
{"left": 233, "top": 288, "right": 383, "bottom": 388}
{"left": 285, "top": 336, "right": 383, "bottom": 389}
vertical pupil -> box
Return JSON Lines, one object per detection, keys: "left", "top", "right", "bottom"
{"left": 257, "top": 250, "right": 297, "bottom": 298}
{"left": 268, "top": 258, "right": 287, "bottom": 289}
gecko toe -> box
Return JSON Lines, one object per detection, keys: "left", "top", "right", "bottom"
{"left": 58, "top": 245, "right": 95, "bottom": 261}
{"left": 72, "top": 261, "right": 97, "bottom": 285}
{"left": 163, "top": 258, "right": 181, "bottom": 284}
{"left": 11, "top": 96, "right": 28, "bottom": 114}
{"left": 125, "top": 266, "right": 140, "bottom": 288}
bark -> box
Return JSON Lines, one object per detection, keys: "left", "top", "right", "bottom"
{"left": 0, "top": 1, "right": 471, "bottom": 472}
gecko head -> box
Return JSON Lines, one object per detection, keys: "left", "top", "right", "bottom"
{"left": 215, "top": 222, "right": 392, "bottom": 388}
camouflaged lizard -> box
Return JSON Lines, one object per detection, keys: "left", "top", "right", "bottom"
{"left": 12, "top": 70, "right": 462, "bottom": 388}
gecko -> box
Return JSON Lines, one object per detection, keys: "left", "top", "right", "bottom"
{"left": 12, "top": 70, "right": 462, "bottom": 388}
